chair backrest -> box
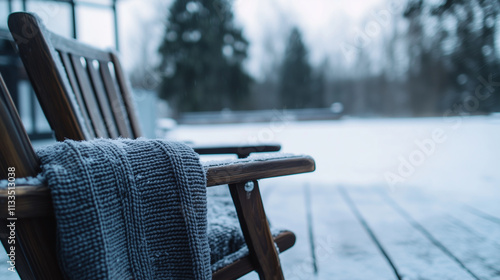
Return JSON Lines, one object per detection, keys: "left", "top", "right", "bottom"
{"left": 8, "top": 12, "right": 142, "bottom": 141}
{"left": 0, "top": 73, "right": 64, "bottom": 279}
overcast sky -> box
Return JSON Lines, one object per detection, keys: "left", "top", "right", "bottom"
{"left": 113, "top": 0, "right": 408, "bottom": 79}
{"left": 15, "top": 0, "right": 403, "bottom": 80}
{"left": 1, "top": 0, "right": 406, "bottom": 79}
{"left": 232, "top": 0, "right": 401, "bottom": 78}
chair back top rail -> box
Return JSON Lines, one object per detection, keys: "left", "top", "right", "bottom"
{"left": 8, "top": 12, "right": 142, "bottom": 141}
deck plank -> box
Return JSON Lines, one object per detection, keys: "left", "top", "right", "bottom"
{"left": 462, "top": 204, "right": 500, "bottom": 225}
{"left": 261, "top": 183, "right": 396, "bottom": 280}
{"left": 450, "top": 206, "right": 500, "bottom": 248}
{"left": 386, "top": 186, "right": 500, "bottom": 280}
{"left": 343, "top": 185, "right": 476, "bottom": 280}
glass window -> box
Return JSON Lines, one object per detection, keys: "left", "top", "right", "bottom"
{"left": 17, "top": 80, "right": 32, "bottom": 133}
{"left": 78, "top": 6, "right": 115, "bottom": 49}
{"left": 76, "top": 0, "right": 113, "bottom": 7}
{"left": 0, "top": 2, "right": 9, "bottom": 29}
{"left": 34, "top": 94, "right": 51, "bottom": 133}
{"left": 26, "top": 1, "right": 73, "bottom": 38}
{"left": 9, "top": 0, "right": 24, "bottom": 13}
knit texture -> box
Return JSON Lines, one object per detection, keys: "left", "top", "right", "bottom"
{"left": 206, "top": 187, "right": 248, "bottom": 271}
{"left": 36, "top": 138, "right": 211, "bottom": 280}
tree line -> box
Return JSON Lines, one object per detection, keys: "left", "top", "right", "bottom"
{"left": 154, "top": 0, "right": 500, "bottom": 116}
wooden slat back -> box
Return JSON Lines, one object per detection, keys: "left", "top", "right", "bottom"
{"left": 0, "top": 74, "right": 64, "bottom": 280}
{"left": 110, "top": 53, "right": 143, "bottom": 137}
{"left": 58, "top": 52, "right": 97, "bottom": 139}
{"left": 69, "top": 54, "right": 110, "bottom": 138}
{"left": 8, "top": 12, "right": 142, "bottom": 141}
{"left": 100, "top": 59, "right": 134, "bottom": 137}
{"left": 86, "top": 59, "right": 120, "bottom": 138}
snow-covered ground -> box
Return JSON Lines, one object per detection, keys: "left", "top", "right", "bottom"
{"left": 168, "top": 115, "right": 500, "bottom": 279}
{"left": 1, "top": 116, "right": 498, "bottom": 279}
{"left": 170, "top": 115, "right": 500, "bottom": 197}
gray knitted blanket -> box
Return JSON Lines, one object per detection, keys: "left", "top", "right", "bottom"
{"left": 36, "top": 138, "right": 211, "bottom": 280}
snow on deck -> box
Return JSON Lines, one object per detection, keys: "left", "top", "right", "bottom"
{"left": 0, "top": 116, "right": 498, "bottom": 279}
{"left": 172, "top": 116, "right": 500, "bottom": 280}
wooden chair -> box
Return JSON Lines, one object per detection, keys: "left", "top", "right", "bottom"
{"left": 0, "top": 73, "right": 315, "bottom": 279}
{"left": 5, "top": 12, "right": 315, "bottom": 280}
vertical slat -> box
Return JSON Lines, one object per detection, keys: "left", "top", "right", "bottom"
{"left": 59, "top": 51, "right": 96, "bottom": 139}
{"left": 86, "top": 60, "right": 119, "bottom": 138}
{"left": 0, "top": 74, "right": 64, "bottom": 280}
{"left": 229, "top": 181, "right": 285, "bottom": 280}
{"left": 99, "top": 61, "right": 133, "bottom": 138}
{"left": 69, "top": 54, "right": 109, "bottom": 139}
{"left": 110, "top": 53, "right": 142, "bottom": 138}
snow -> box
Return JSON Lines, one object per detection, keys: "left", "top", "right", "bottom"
{"left": 1, "top": 116, "right": 498, "bottom": 279}
{"left": 0, "top": 175, "right": 44, "bottom": 189}
{"left": 203, "top": 153, "right": 306, "bottom": 168}
{"left": 168, "top": 115, "right": 500, "bottom": 279}
{"left": 169, "top": 116, "right": 500, "bottom": 191}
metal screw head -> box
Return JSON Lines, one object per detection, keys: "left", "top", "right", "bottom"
{"left": 244, "top": 181, "right": 254, "bottom": 192}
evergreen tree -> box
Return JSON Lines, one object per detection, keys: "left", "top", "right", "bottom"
{"left": 404, "top": 0, "right": 500, "bottom": 114}
{"left": 158, "top": 0, "right": 252, "bottom": 113}
{"left": 403, "top": 1, "right": 450, "bottom": 116}
{"left": 279, "top": 27, "right": 315, "bottom": 109}
{"left": 435, "top": 0, "right": 500, "bottom": 112}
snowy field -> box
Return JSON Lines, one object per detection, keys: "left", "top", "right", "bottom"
{"left": 169, "top": 115, "right": 500, "bottom": 280}
{"left": 1, "top": 116, "right": 499, "bottom": 279}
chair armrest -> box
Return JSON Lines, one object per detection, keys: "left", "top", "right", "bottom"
{"left": 192, "top": 143, "right": 281, "bottom": 158}
{"left": 204, "top": 154, "right": 315, "bottom": 186}
{"left": 0, "top": 154, "right": 315, "bottom": 218}
{"left": 0, "top": 184, "right": 53, "bottom": 218}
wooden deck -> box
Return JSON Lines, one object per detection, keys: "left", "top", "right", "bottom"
{"left": 170, "top": 117, "right": 500, "bottom": 280}
{"left": 256, "top": 182, "right": 500, "bottom": 280}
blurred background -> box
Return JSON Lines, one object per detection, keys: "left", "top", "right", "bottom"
{"left": 1, "top": 0, "right": 499, "bottom": 279}
{"left": 2, "top": 0, "right": 499, "bottom": 134}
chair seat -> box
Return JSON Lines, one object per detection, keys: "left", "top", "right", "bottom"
{"left": 208, "top": 188, "right": 247, "bottom": 270}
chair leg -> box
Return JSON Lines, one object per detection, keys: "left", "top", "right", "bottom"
{"left": 229, "top": 181, "right": 284, "bottom": 280}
